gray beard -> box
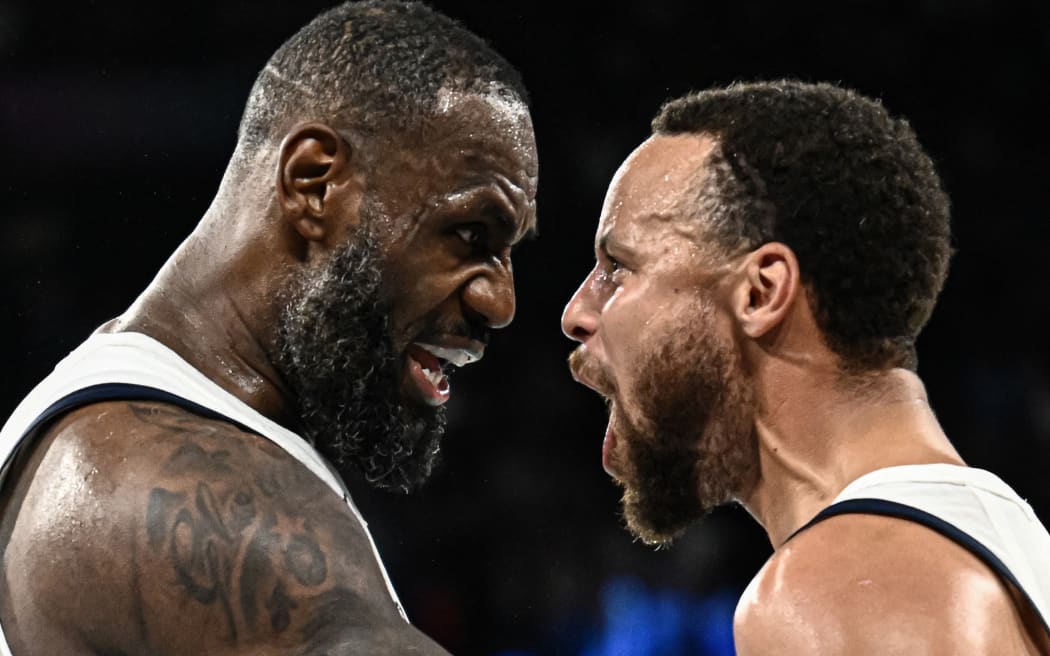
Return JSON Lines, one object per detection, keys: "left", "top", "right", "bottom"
{"left": 276, "top": 230, "right": 445, "bottom": 494}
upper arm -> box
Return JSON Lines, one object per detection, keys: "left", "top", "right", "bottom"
{"left": 734, "top": 514, "right": 1041, "bottom": 656}
{"left": 2, "top": 401, "right": 448, "bottom": 656}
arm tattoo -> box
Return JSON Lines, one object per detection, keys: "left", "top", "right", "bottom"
{"left": 146, "top": 483, "right": 244, "bottom": 640}
{"left": 134, "top": 404, "right": 379, "bottom": 649}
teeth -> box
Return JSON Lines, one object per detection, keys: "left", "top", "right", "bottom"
{"left": 416, "top": 343, "right": 479, "bottom": 367}
{"left": 421, "top": 367, "right": 445, "bottom": 388}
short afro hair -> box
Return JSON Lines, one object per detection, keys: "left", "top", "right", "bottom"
{"left": 653, "top": 80, "right": 952, "bottom": 372}
{"left": 236, "top": 0, "right": 528, "bottom": 156}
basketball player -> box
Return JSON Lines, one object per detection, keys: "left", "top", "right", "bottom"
{"left": 561, "top": 80, "right": 1050, "bottom": 653}
{"left": 0, "top": 2, "right": 537, "bottom": 654}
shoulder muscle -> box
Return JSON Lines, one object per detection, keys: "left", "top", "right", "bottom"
{"left": 734, "top": 513, "right": 1040, "bottom": 655}
{"left": 3, "top": 401, "right": 447, "bottom": 655}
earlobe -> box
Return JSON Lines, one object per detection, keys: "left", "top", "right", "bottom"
{"left": 276, "top": 123, "right": 351, "bottom": 243}
{"left": 736, "top": 242, "right": 799, "bottom": 339}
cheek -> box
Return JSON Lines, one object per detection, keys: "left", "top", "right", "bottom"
{"left": 382, "top": 264, "right": 460, "bottom": 337}
{"left": 380, "top": 264, "right": 428, "bottom": 327}
{"left": 601, "top": 284, "right": 717, "bottom": 382}
{"left": 599, "top": 287, "right": 672, "bottom": 372}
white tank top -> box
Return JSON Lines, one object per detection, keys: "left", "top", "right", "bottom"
{"left": 0, "top": 331, "right": 408, "bottom": 655}
{"left": 796, "top": 463, "right": 1050, "bottom": 635}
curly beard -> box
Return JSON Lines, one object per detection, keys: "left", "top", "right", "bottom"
{"left": 276, "top": 228, "right": 445, "bottom": 494}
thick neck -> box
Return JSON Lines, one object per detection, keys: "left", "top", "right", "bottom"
{"left": 100, "top": 188, "right": 302, "bottom": 432}
{"left": 739, "top": 364, "right": 965, "bottom": 548}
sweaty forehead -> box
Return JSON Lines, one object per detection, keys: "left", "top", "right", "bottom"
{"left": 426, "top": 88, "right": 538, "bottom": 183}
{"left": 601, "top": 133, "right": 717, "bottom": 233}
{"left": 364, "top": 88, "right": 539, "bottom": 241}
{"left": 595, "top": 134, "right": 724, "bottom": 269}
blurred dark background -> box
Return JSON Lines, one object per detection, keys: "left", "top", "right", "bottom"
{"left": 2, "top": 1, "right": 1049, "bottom": 654}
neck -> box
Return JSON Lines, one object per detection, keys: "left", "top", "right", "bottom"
{"left": 100, "top": 190, "right": 301, "bottom": 431}
{"left": 739, "top": 365, "right": 964, "bottom": 548}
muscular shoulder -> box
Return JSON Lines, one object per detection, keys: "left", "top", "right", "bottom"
{"left": 3, "top": 401, "right": 443, "bottom": 655}
{"left": 733, "top": 513, "right": 1038, "bottom": 655}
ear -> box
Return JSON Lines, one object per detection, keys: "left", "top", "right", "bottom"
{"left": 276, "top": 122, "right": 352, "bottom": 243}
{"left": 731, "top": 241, "right": 800, "bottom": 339}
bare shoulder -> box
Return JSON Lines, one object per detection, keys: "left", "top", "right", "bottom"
{"left": 1, "top": 401, "right": 448, "bottom": 656}
{"left": 733, "top": 513, "right": 1044, "bottom": 655}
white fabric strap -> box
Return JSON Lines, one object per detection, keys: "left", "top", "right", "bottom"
{"left": 834, "top": 464, "right": 1050, "bottom": 630}
{"left": 0, "top": 332, "right": 408, "bottom": 654}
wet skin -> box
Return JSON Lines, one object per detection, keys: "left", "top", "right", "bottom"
{"left": 368, "top": 91, "right": 538, "bottom": 406}
{"left": 0, "top": 91, "right": 538, "bottom": 655}
{"left": 562, "top": 134, "right": 727, "bottom": 479}
{"left": 561, "top": 133, "right": 1050, "bottom": 654}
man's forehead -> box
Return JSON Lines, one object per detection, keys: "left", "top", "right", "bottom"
{"left": 345, "top": 86, "right": 537, "bottom": 248}
{"left": 413, "top": 87, "right": 538, "bottom": 191}
{"left": 596, "top": 133, "right": 717, "bottom": 245}
{"left": 432, "top": 87, "right": 535, "bottom": 150}
{"left": 613, "top": 133, "right": 716, "bottom": 208}
{"left": 435, "top": 86, "right": 529, "bottom": 127}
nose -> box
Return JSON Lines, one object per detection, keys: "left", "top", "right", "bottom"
{"left": 462, "top": 263, "right": 516, "bottom": 330}
{"left": 561, "top": 270, "right": 599, "bottom": 342}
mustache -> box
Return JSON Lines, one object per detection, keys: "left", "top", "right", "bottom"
{"left": 568, "top": 348, "right": 617, "bottom": 397}
{"left": 415, "top": 316, "right": 490, "bottom": 346}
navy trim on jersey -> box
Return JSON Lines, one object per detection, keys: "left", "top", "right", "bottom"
{"left": 23, "top": 382, "right": 258, "bottom": 439}
{"left": 789, "top": 497, "right": 1050, "bottom": 636}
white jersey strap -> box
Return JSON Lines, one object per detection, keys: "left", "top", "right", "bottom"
{"left": 0, "top": 332, "right": 409, "bottom": 656}
{"left": 790, "top": 464, "right": 1050, "bottom": 635}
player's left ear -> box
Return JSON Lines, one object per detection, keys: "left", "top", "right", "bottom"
{"left": 731, "top": 241, "right": 800, "bottom": 338}
{"left": 277, "top": 122, "right": 354, "bottom": 243}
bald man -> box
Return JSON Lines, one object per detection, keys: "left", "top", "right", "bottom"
{"left": 562, "top": 80, "right": 1049, "bottom": 653}
{"left": 0, "top": 2, "right": 537, "bottom": 654}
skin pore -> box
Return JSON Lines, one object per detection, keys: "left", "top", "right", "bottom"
{"left": 105, "top": 89, "right": 538, "bottom": 487}
{"left": 0, "top": 89, "right": 538, "bottom": 655}
{"left": 563, "top": 132, "right": 963, "bottom": 546}
{"left": 562, "top": 132, "right": 1049, "bottom": 653}
{"left": 564, "top": 134, "right": 760, "bottom": 544}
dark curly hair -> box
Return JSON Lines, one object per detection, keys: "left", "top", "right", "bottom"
{"left": 652, "top": 80, "right": 952, "bottom": 372}
{"left": 236, "top": 0, "right": 528, "bottom": 157}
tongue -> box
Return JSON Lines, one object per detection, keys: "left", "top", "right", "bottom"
{"left": 405, "top": 344, "right": 450, "bottom": 406}
{"left": 407, "top": 344, "right": 442, "bottom": 371}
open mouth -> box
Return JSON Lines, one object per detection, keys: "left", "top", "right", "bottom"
{"left": 602, "top": 406, "right": 626, "bottom": 479}
{"left": 404, "top": 340, "right": 484, "bottom": 406}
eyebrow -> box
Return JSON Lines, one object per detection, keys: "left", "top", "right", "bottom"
{"left": 478, "top": 186, "right": 536, "bottom": 245}
{"left": 497, "top": 186, "right": 537, "bottom": 245}
{"left": 476, "top": 198, "right": 535, "bottom": 249}
{"left": 515, "top": 212, "right": 539, "bottom": 244}
{"left": 441, "top": 185, "right": 537, "bottom": 247}
{"left": 597, "top": 231, "right": 628, "bottom": 257}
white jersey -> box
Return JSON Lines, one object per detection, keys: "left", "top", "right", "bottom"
{"left": 0, "top": 331, "right": 408, "bottom": 655}
{"left": 795, "top": 463, "right": 1050, "bottom": 635}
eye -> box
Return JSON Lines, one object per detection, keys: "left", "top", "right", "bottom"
{"left": 596, "top": 255, "right": 628, "bottom": 286}
{"left": 606, "top": 255, "right": 627, "bottom": 278}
